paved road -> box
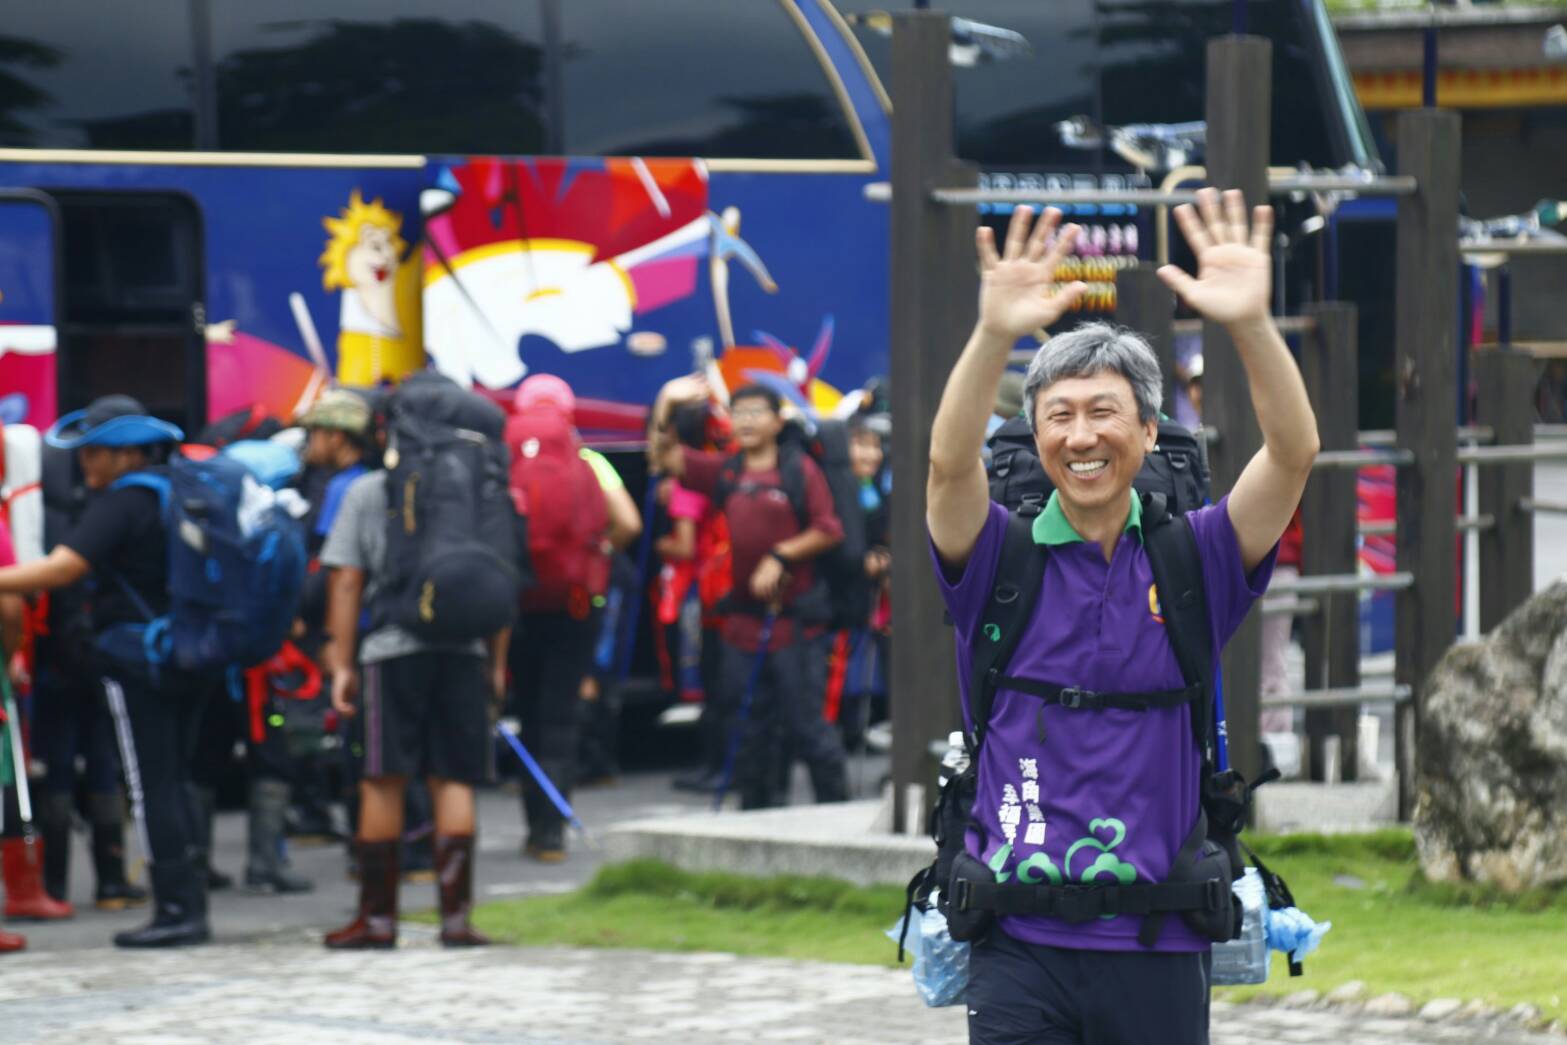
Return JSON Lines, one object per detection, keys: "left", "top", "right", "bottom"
{"left": 0, "top": 937, "right": 1558, "bottom": 1045}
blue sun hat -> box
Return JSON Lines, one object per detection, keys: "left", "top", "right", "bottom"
{"left": 45, "top": 395, "right": 184, "bottom": 449}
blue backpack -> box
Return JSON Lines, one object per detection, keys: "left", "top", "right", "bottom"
{"left": 106, "top": 454, "right": 307, "bottom": 673}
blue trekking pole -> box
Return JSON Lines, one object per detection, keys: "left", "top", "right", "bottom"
{"left": 712, "top": 613, "right": 775, "bottom": 812}
{"left": 495, "top": 722, "right": 590, "bottom": 841}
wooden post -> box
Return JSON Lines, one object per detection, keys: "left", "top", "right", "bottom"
{"left": 889, "top": 12, "right": 978, "bottom": 833}
{"left": 1299, "top": 303, "right": 1360, "bottom": 782}
{"left": 1202, "top": 35, "right": 1271, "bottom": 786}
{"left": 1474, "top": 349, "right": 1535, "bottom": 632}
{"left": 1394, "top": 109, "right": 1460, "bottom": 821}
{"left": 1116, "top": 265, "right": 1177, "bottom": 414}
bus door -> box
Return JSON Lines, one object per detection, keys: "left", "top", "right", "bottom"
{"left": 47, "top": 191, "right": 207, "bottom": 436}
{"left": 0, "top": 191, "right": 63, "bottom": 431}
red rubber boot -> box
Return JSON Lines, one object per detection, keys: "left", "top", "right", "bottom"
{"left": 2, "top": 834, "right": 76, "bottom": 921}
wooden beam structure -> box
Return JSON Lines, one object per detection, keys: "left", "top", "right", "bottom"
{"left": 1473, "top": 349, "right": 1535, "bottom": 632}
{"left": 1393, "top": 109, "right": 1461, "bottom": 821}
{"left": 1201, "top": 35, "right": 1272, "bottom": 787}
{"left": 888, "top": 12, "right": 978, "bottom": 833}
{"left": 1300, "top": 303, "right": 1361, "bottom": 782}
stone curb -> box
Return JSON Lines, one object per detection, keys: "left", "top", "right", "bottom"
{"left": 1221, "top": 984, "right": 1567, "bottom": 1037}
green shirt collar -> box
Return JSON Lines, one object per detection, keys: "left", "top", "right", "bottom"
{"left": 1031, "top": 488, "right": 1142, "bottom": 546}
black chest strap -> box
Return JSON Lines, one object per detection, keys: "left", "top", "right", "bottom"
{"left": 996, "top": 676, "right": 1203, "bottom": 713}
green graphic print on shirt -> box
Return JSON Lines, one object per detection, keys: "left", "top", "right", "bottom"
{"left": 986, "top": 757, "right": 1140, "bottom": 912}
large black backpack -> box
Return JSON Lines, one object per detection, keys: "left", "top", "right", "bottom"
{"left": 381, "top": 372, "right": 518, "bottom": 641}
{"left": 715, "top": 418, "right": 868, "bottom": 630}
{"left": 988, "top": 414, "right": 1211, "bottom": 517}
{"left": 905, "top": 494, "right": 1296, "bottom": 966}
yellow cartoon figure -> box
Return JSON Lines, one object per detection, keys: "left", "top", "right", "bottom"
{"left": 319, "top": 191, "right": 425, "bottom": 385}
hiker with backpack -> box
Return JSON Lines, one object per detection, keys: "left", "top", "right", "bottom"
{"left": 925, "top": 191, "right": 1318, "bottom": 1043}
{"left": 650, "top": 377, "right": 850, "bottom": 810}
{"left": 506, "top": 374, "right": 640, "bottom": 862}
{"left": 0, "top": 396, "right": 230, "bottom": 948}
{"left": 27, "top": 441, "right": 147, "bottom": 916}
{"left": 320, "top": 371, "right": 516, "bottom": 949}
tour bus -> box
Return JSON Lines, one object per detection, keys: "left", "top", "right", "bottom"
{"left": 0, "top": 0, "right": 1392, "bottom": 710}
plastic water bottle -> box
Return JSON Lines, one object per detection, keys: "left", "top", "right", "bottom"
{"left": 938, "top": 731, "right": 969, "bottom": 788}
{"left": 1211, "top": 868, "right": 1269, "bottom": 985}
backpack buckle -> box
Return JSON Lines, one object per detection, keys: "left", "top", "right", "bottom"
{"left": 1203, "top": 878, "right": 1228, "bottom": 911}
{"left": 1058, "top": 686, "right": 1091, "bottom": 709}
{"left": 952, "top": 877, "right": 973, "bottom": 913}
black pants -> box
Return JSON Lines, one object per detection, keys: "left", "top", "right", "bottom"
{"left": 32, "top": 663, "right": 121, "bottom": 796}
{"left": 102, "top": 670, "right": 211, "bottom": 867}
{"left": 721, "top": 634, "right": 847, "bottom": 810}
{"left": 511, "top": 612, "right": 595, "bottom": 845}
{"left": 967, "top": 928, "right": 1211, "bottom": 1045}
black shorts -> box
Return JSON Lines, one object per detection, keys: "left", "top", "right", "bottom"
{"left": 361, "top": 653, "right": 492, "bottom": 785}
{"left": 967, "top": 928, "right": 1211, "bottom": 1045}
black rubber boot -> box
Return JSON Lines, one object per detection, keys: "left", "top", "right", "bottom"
{"left": 89, "top": 792, "right": 148, "bottom": 911}
{"left": 186, "top": 783, "right": 232, "bottom": 891}
{"left": 40, "top": 792, "right": 74, "bottom": 903}
{"left": 244, "top": 779, "right": 313, "bottom": 895}
{"left": 113, "top": 858, "right": 210, "bottom": 949}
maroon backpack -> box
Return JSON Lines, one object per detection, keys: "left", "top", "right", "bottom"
{"left": 507, "top": 409, "right": 609, "bottom": 619}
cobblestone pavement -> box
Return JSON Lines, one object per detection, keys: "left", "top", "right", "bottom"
{"left": 0, "top": 933, "right": 1558, "bottom": 1045}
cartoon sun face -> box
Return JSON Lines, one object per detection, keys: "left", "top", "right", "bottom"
{"left": 320, "top": 190, "right": 408, "bottom": 292}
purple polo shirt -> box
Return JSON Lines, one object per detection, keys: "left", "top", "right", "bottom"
{"left": 931, "top": 492, "right": 1276, "bottom": 952}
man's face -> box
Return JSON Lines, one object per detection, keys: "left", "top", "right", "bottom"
{"left": 78, "top": 446, "right": 142, "bottom": 490}
{"left": 303, "top": 427, "right": 345, "bottom": 468}
{"left": 729, "top": 395, "right": 782, "bottom": 452}
{"left": 1032, "top": 372, "right": 1157, "bottom": 515}
{"left": 850, "top": 431, "right": 883, "bottom": 480}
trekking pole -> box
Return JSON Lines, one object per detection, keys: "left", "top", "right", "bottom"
{"left": 1, "top": 671, "right": 34, "bottom": 831}
{"left": 712, "top": 612, "right": 775, "bottom": 812}
{"left": 494, "top": 722, "right": 593, "bottom": 845}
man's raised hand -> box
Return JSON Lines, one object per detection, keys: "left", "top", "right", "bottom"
{"left": 1158, "top": 188, "right": 1273, "bottom": 327}
{"left": 977, "top": 207, "right": 1086, "bottom": 341}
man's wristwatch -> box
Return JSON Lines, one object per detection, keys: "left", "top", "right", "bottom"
{"left": 768, "top": 549, "right": 791, "bottom": 568}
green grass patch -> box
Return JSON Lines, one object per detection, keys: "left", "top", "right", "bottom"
{"left": 1221, "top": 830, "right": 1567, "bottom": 1022}
{"left": 453, "top": 860, "right": 908, "bottom": 966}
{"left": 443, "top": 837, "right": 1567, "bottom": 1020}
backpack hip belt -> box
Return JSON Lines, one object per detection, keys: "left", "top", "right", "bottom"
{"left": 953, "top": 875, "right": 1230, "bottom": 924}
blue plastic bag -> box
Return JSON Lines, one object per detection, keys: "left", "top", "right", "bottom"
{"left": 887, "top": 898, "right": 970, "bottom": 1008}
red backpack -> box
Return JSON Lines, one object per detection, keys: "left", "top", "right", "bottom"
{"left": 507, "top": 409, "right": 609, "bottom": 619}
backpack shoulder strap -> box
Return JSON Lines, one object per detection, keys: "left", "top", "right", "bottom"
{"left": 966, "top": 511, "right": 1048, "bottom": 755}
{"left": 110, "top": 471, "right": 171, "bottom": 512}
{"left": 1140, "top": 493, "right": 1216, "bottom": 766}
{"left": 777, "top": 441, "right": 810, "bottom": 530}
{"left": 712, "top": 452, "right": 746, "bottom": 509}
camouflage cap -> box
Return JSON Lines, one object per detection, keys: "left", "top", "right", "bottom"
{"left": 298, "top": 389, "right": 371, "bottom": 435}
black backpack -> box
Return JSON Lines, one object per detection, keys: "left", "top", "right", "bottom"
{"left": 904, "top": 494, "right": 1297, "bottom": 967}
{"left": 381, "top": 372, "right": 518, "bottom": 641}
{"left": 715, "top": 419, "right": 868, "bottom": 630}
{"left": 987, "top": 415, "right": 1211, "bottom": 518}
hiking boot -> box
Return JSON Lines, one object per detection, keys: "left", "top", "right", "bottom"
{"left": 401, "top": 829, "right": 435, "bottom": 883}
{"left": 88, "top": 793, "right": 148, "bottom": 911}
{"left": 523, "top": 826, "right": 566, "bottom": 864}
{"left": 40, "top": 792, "right": 74, "bottom": 903}
{"left": 113, "top": 858, "right": 210, "bottom": 949}
{"left": 434, "top": 835, "right": 490, "bottom": 948}
{"left": 324, "top": 840, "right": 398, "bottom": 950}
{"left": 1, "top": 835, "right": 75, "bottom": 921}
{"left": 243, "top": 779, "right": 314, "bottom": 896}
{"left": 187, "top": 783, "right": 233, "bottom": 891}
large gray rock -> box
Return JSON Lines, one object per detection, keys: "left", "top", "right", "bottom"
{"left": 1414, "top": 582, "right": 1567, "bottom": 890}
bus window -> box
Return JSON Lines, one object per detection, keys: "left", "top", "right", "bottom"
{"left": 211, "top": 0, "right": 548, "bottom": 155}
{"left": 837, "top": 0, "right": 1371, "bottom": 172}
{"left": 558, "top": 0, "right": 861, "bottom": 160}
{"left": 54, "top": 193, "right": 206, "bottom": 432}
{"left": 0, "top": 4, "right": 196, "bottom": 150}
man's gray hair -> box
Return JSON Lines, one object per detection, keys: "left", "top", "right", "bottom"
{"left": 1022, "top": 322, "right": 1163, "bottom": 430}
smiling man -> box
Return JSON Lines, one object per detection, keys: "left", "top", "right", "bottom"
{"left": 927, "top": 190, "right": 1319, "bottom": 1045}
